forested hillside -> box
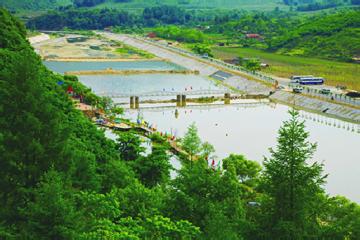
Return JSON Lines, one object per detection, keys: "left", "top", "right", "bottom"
{"left": 0, "top": 0, "right": 71, "bottom": 11}
{"left": 283, "top": 0, "right": 356, "bottom": 11}
{"left": 1, "top": 8, "right": 360, "bottom": 239}
{"left": 268, "top": 10, "right": 360, "bottom": 61}
{"left": 0, "top": 7, "right": 198, "bottom": 239}
{"left": 1, "top": 0, "right": 285, "bottom": 11}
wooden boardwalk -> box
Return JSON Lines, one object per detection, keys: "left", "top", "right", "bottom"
{"left": 96, "top": 120, "right": 187, "bottom": 155}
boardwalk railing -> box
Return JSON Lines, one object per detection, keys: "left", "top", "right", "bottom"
{"left": 289, "top": 84, "right": 360, "bottom": 107}
{"left": 98, "top": 89, "right": 233, "bottom": 98}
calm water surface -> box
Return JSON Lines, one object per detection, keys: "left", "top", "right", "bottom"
{"left": 44, "top": 60, "right": 184, "bottom": 74}
{"left": 77, "top": 74, "right": 223, "bottom": 97}
{"left": 124, "top": 104, "right": 360, "bottom": 203}
{"left": 46, "top": 61, "right": 360, "bottom": 203}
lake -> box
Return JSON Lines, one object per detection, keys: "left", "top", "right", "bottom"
{"left": 125, "top": 104, "right": 360, "bottom": 203}
{"left": 46, "top": 60, "right": 360, "bottom": 203}
{"left": 44, "top": 60, "right": 185, "bottom": 74}
{"left": 77, "top": 74, "right": 225, "bottom": 103}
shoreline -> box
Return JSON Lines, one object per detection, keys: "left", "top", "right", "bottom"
{"left": 64, "top": 69, "right": 199, "bottom": 75}
{"left": 43, "top": 57, "right": 163, "bottom": 62}
{"left": 270, "top": 91, "right": 360, "bottom": 124}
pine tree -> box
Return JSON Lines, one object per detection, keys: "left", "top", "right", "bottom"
{"left": 182, "top": 122, "right": 201, "bottom": 161}
{"left": 262, "top": 109, "right": 326, "bottom": 239}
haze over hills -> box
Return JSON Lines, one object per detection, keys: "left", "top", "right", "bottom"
{"left": 0, "top": 0, "right": 72, "bottom": 11}
{"left": 93, "top": 0, "right": 286, "bottom": 11}
{"left": 0, "top": 0, "right": 286, "bottom": 11}
{"left": 2, "top": 0, "right": 358, "bottom": 11}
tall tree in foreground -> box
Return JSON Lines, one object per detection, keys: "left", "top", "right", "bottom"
{"left": 182, "top": 123, "right": 201, "bottom": 161}
{"left": 166, "top": 160, "right": 247, "bottom": 239}
{"left": 262, "top": 109, "right": 326, "bottom": 239}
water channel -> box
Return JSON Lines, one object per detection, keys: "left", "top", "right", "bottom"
{"left": 46, "top": 60, "right": 360, "bottom": 203}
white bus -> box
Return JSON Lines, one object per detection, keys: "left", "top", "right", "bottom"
{"left": 290, "top": 75, "right": 314, "bottom": 83}
{"left": 299, "top": 77, "right": 324, "bottom": 85}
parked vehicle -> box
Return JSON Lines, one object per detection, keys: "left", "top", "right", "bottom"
{"left": 299, "top": 77, "right": 324, "bottom": 85}
{"left": 319, "top": 89, "right": 331, "bottom": 95}
{"left": 293, "top": 87, "right": 303, "bottom": 93}
{"left": 336, "top": 85, "right": 347, "bottom": 90}
{"left": 290, "top": 75, "right": 324, "bottom": 85}
{"left": 290, "top": 75, "right": 313, "bottom": 83}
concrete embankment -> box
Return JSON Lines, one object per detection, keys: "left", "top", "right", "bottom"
{"left": 65, "top": 69, "right": 199, "bottom": 75}
{"left": 270, "top": 91, "right": 360, "bottom": 123}
{"left": 45, "top": 57, "right": 162, "bottom": 62}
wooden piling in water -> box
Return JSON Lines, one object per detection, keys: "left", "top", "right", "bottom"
{"left": 130, "top": 96, "right": 135, "bottom": 109}
{"left": 181, "top": 95, "right": 186, "bottom": 107}
{"left": 135, "top": 96, "right": 139, "bottom": 109}
{"left": 176, "top": 94, "right": 182, "bottom": 107}
{"left": 224, "top": 93, "right": 231, "bottom": 104}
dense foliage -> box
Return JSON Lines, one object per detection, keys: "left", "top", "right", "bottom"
{"left": 283, "top": 0, "right": 353, "bottom": 11}
{"left": 0, "top": 8, "right": 197, "bottom": 238}
{"left": 27, "top": 7, "right": 135, "bottom": 30}
{"left": 1, "top": 8, "right": 360, "bottom": 239}
{"left": 143, "top": 5, "right": 192, "bottom": 26}
{"left": 0, "top": 0, "right": 72, "bottom": 11}
{"left": 25, "top": 0, "right": 359, "bottom": 61}
{"left": 153, "top": 26, "right": 206, "bottom": 43}
{"left": 268, "top": 10, "right": 360, "bottom": 61}
{"left": 1, "top": 0, "right": 284, "bottom": 11}
{"left": 73, "top": 0, "right": 106, "bottom": 7}
{"left": 205, "top": 9, "right": 360, "bottom": 61}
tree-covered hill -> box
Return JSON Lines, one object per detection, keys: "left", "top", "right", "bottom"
{"left": 2, "top": 0, "right": 286, "bottom": 11}
{"left": 268, "top": 10, "right": 360, "bottom": 61}
{"left": 91, "top": 0, "right": 285, "bottom": 11}
{"left": 0, "top": 0, "right": 72, "bottom": 11}
{"left": 1, "top": 7, "right": 360, "bottom": 240}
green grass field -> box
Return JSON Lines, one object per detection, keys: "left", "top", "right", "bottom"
{"left": 212, "top": 47, "right": 360, "bottom": 91}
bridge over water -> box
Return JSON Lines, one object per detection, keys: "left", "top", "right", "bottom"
{"left": 119, "top": 100, "right": 270, "bottom": 110}
{"left": 97, "top": 89, "right": 234, "bottom": 98}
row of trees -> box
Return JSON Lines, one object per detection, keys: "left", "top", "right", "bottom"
{"left": 1, "top": 8, "right": 360, "bottom": 239}
{"left": 282, "top": 0, "right": 358, "bottom": 11}
{"left": 28, "top": 7, "right": 135, "bottom": 30}
{"left": 73, "top": 0, "right": 106, "bottom": 7}
{"left": 153, "top": 25, "right": 206, "bottom": 43}
{"left": 28, "top": 5, "right": 196, "bottom": 30}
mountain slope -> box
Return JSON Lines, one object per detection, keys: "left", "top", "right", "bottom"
{"left": 96, "top": 0, "right": 285, "bottom": 10}
{"left": 0, "top": 0, "right": 72, "bottom": 11}
{"left": 1, "top": 0, "right": 285, "bottom": 11}
{"left": 269, "top": 10, "right": 360, "bottom": 61}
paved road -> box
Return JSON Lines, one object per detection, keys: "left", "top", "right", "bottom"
{"left": 100, "top": 33, "right": 218, "bottom": 76}
{"left": 99, "top": 32, "right": 271, "bottom": 95}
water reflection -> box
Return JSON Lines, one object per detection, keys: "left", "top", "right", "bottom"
{"left": 124, "top": 104, "right": 360, "bottom": 203}
{"left": 44, "top": 60, "right": 184, "bottom": 74}
{"left": 77, "top": 74, "right": 222, "bottom": 97}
